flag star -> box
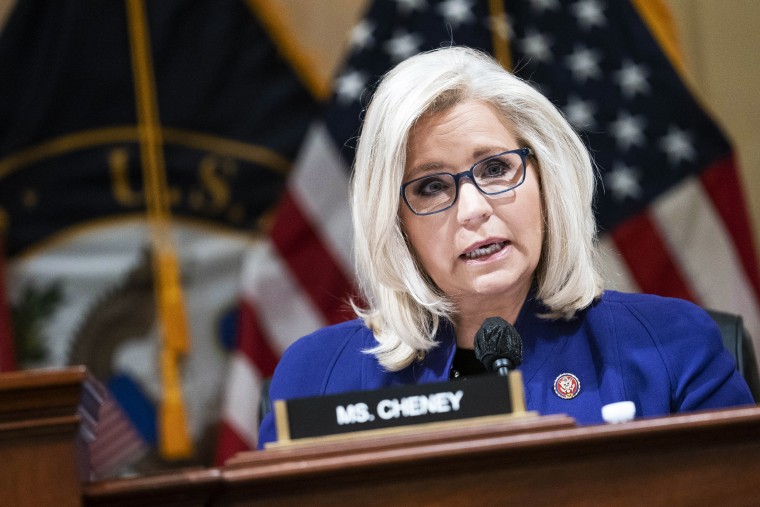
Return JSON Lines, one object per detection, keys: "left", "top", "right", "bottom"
{"left": 615, "top": 60, "right": 650, "bottom": 99}
{"left": 659, "top": 126, "right": 696, "bottom": 166}
{"left": 605, "top": 162, "right": 642, "bottom": 201}
{"left": 520, "top": 29, "right": 553, "bottom": 63}
{"left": 610, "top": 111, "right": 646, "bottom": 150}
{"left": 528, "top": 0, "right": 560, "bottom": 12}
{"left": 563, "top": 95, "right": 596, "bottom": 128}
{"left": 436, "top": 0, "right": 475, "bottom": 27}
{"left": 394, "top": 0, "right": 427, "bottom": 15}
{"left": 350, "top": 20, "right": 375, "bottom": 51}
{"left": 571, "top": 0, "right": 607, "bottom": 30}
{"left": 383, "top": 30, "right": 424, "bottom": 62}
{"left": 566, "top": 46, "right": 603, "bottom": 82}
{"left": 334, "top": 69, "right": 369, "bottom": 105}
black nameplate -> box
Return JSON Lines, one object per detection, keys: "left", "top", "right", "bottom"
{"left": 275, "top": 374, "right": 516, "bottom": 442}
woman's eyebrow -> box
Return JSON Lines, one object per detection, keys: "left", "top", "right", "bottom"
{"left": 472, "top": 145, "right": 509, "bottom": 160}
{"left": 406, "top": 146, "right": 510, "bottom": 177}
{"left": 406, "top": 160, "right": 448, "bottom": 178}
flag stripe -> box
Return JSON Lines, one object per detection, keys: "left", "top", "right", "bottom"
{"left": 700, "top": 156, "right": 760, "bottom": 301}
{"left": 91, "top": 421, "right": 142, "bottom": 461}
{"left": 238, "top": 300, "right": 279, "bottom": 376}
{"left": 290, "top": 123, "right": 353, "bottom": 274}
{"left": 214, "top": 419, "right": 253, "bottom": 465}
{"left": 240, "top": 241, "right": 325, "bottom": 354}
{"left": 88, "top": 394, "right": 147, "bottom": 479}
{"left": 611, "top": 209, "right": 697, "bottom": 301}
{"left": 650, "top": 176, "right": 760, "bottom": 349}
{"left": 270, "top": 191, "right": 356, "bottom": 325}
{"left": 598, "top": 235, "right": 640, "bottom": 294}
{"left": 219, "top": 353, "right": 261, "bottom": 449}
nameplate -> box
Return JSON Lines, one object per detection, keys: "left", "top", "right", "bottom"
{"left": 274, "top": 372, "right": 524, "bottom": 443}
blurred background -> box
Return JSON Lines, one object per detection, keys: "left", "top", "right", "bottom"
{"left": 1, "top": 0, "right": 758, "bottom": 477}
{"left": 270, "top": 0, "right": 760, "bottom": 233}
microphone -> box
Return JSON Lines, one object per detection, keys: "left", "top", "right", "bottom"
{"left": 473, "top": 317, "right": 523, "bottom": 377}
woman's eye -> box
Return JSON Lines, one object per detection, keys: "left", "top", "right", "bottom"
{"left": 414, "top": 177, "right": 449, "bottom": 197}
{"left": 482, "top": 160, "right": 511, "bottom": 177}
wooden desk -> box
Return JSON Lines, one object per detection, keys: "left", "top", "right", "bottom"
{"left": 0, "top": 367, "right": 103, "bottom": 507}
{"left": 84, "top": 405, "right": 760, "bottom": 506}
{"left": 218, "top": 407, "right": 760, "bottom": 506}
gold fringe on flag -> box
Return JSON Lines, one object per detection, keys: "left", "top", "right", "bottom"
{"left": 631, "top": 0, "right": 686, "bottom": 79}
{"left": 159, "top": 347, "right": 192, "bottom": 459}
{"left": 126, "top": 0, "right": 193, "bottom": 459}
{"left": 488, "top": 0, "right": 513, "bottom": 71}
{"left": 155, "top": 248, "right": 191, "bottom": 354}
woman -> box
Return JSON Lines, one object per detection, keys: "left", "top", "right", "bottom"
{"left": 257, "top": 46, "right": 753, "bottom": 447}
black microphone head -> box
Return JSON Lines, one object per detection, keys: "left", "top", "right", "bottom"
{"left": 473, "top": 316, "right": 523, "bottom": 372}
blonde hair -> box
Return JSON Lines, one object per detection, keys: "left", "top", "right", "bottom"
{"left": 351, "top": 47, "right": 603, "bottom": 371}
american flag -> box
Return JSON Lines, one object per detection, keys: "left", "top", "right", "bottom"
{"left": 215, "top": 0, "right": 760, "bottom": 461}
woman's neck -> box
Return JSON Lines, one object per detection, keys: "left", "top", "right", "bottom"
{"left": 450, "top": 285, "right": 531, "bottom": 349}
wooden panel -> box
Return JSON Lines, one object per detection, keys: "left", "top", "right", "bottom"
{"left": 217, "top": 406, "right": 760, "bottom": 506}
{"left": 1, "top": 425, "right": 82, "bottom": 507}
{"left": 82, "top": 406, "right": 760, "bottom": 506}
{"left": 82, "top": 468, "right": 221, "bottom": 507}
{"left": 0, "top": 367, "right": 103, "bottom": 507}
{"left": 0, "top": 366, "right": 94, "bottom": 422}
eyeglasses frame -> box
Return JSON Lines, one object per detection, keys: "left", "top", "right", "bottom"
{"left": 400, "top": 147, "right": 533, "bottom": 216}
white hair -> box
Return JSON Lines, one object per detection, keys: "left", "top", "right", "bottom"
{"left": 351, "top": 46, "right": 603, "bottom": 371}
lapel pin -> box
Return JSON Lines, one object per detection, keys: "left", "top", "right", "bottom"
{"left": 554, "top": 372, "right": 581, "bottom": 399}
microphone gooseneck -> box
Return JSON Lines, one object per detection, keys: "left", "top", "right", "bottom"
{"left": 473, "top": 316, "right": 523, "bottom": 377}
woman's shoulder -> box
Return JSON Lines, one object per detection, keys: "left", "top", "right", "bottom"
{"left": 288, "top": 318, "right": 371, "bottom": 344}
{"left": 591, "top": 290, "right": 724, "bottom": 378}
{"left": 600, "top": 289, "right": 700, "bottom": 308}
{"left": 270, "top": 319, "right": 376, "bottom": 399}
{"left": 278, "top": 319, "right": 374, "bottom": 370}
{"left": 595, "top": 290, "right": 712, "bottom": 328}
{"left": 592, "top": 292, "right": 753, "bottom": 410}
{"left": 259, "top": 319, "right": 377, "bottom": 447}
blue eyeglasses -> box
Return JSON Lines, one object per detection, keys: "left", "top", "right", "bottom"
{"left": 400, "top": 147, "right": 532, "bottom": 216}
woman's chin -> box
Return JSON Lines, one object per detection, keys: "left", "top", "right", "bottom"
{"left": 456, "top": 274, "right": 531, "bottom": 300}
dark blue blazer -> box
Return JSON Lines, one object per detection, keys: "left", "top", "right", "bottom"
{"left": 258, "top": 291, "right": 754, "bottom": 447}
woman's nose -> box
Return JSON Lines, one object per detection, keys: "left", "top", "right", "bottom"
{"left": 456, "top": 181, "right": 492, "bottom": 224}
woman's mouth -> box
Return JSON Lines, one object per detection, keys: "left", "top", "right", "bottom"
{"left": 461, "top": 241, "right": 509, "bottom": 260}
